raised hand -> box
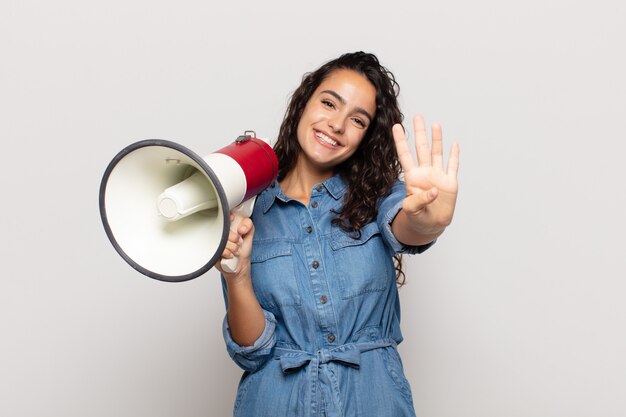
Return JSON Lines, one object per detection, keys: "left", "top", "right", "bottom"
{"left": 392, "top": 114, "right": 460, "bottom": 239}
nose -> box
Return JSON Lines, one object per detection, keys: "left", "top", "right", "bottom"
{"left": 328, "top": 114, "right": 345, "bottom": 133}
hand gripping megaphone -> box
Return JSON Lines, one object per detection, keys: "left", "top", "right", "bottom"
{"left": 99, "top": 131, "right": 278, "bottom": 282}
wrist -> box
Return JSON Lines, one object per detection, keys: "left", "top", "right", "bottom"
{"left": 393, "top": 208, "right": 446, "bottom": 246}
{"left": 224, "top": 269, "right": 253, "bottom": 291}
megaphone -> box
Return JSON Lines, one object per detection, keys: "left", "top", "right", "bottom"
{"left": 99, "top": 131, "right": 278, "bottom": 282}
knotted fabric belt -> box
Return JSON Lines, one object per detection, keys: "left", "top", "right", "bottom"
{"left": 275, "top": 339, "right": 396, "bottom": 373}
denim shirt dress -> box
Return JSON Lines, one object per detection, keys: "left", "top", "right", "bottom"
{"left": 222, "top": 174, "right": 432, "bottom": 417}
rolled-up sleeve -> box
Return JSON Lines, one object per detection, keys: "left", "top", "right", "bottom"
{"left": 377, "top": 180, "right": 435, "bottom": 255}
{"left": 222, "top": 309, "right": 277, "bottom": 372}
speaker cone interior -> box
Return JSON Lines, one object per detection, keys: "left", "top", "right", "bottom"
{"left": 99, "top": 140, "right": 229, "bottom": 282}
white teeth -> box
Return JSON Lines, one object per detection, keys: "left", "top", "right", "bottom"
{"left": 315, "top": 132, "right": 338, "bottom": 146}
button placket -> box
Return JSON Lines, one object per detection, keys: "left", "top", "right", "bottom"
{"left": 302, "top": 184, "right": 340, "bottom": 346}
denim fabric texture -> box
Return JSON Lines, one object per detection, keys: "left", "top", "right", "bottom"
{"left": 222, "top": 174, "right": 432, "bottom": 417}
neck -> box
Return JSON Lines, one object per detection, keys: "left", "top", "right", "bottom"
{"left": 281, "top": 156, "right": 333, "bottom": 205}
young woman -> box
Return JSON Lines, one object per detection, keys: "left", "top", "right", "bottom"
{"left": 217, "top": 51, "right": 460, "bottom": 417}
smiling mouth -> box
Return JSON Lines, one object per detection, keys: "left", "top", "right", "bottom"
{"left": 315, "top": 131, "right": 339, "bottom": 147}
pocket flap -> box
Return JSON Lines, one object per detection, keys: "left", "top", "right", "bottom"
{"left": 330, "top": 223, "right": 381, "bottom": 250}
{"left": 250, "top": 240, "right": 292, "bottom": 263}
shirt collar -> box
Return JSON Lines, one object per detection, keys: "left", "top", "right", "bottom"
{"left": 321, "top": 174, "right": 347, "bottom": 200}
{"left": 258, "top": 174, "right": 348, "bottom": 214}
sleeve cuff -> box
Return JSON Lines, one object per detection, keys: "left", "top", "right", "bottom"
{"left": 222, "top": 309, "right": 277, "bottom": 371}
{"left": 381, "top": 200, "right": 435, "bottom": 255}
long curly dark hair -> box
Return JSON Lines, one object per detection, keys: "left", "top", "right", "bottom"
{"left": 274, "top": 52, "right": 407, "bottom": 285}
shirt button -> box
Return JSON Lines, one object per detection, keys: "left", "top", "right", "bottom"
{"left": 320, "top": 295, "right": 327, "bottom": 304}
{"left": 327, "top": 334, "right": 335, "bottom": 343}
{"left": 315, "top": 185, "right": 323, "bottom": 192}
{"left": 311, "top": 201, "right": 318, "bottom": 208}
{"left": 306, "top": 226, "right": 313, "bottom": 233}
{"left": 312, "top": 260, "right": 319, "bottom": 269}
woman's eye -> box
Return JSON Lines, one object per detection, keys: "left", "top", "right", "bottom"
{"left": 353, "top": 118, "right": 366, "bottom": 128}
{"left": 321, "top": 100, "right": 335, "bottom": 109}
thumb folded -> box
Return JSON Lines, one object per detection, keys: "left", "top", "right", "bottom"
{"left": 403, "top": 187, "right": 438, "bottom": 214}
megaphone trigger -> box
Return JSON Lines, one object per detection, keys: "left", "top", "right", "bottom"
{"left": 220, "top": 197, "right": 256, "bottom": 273}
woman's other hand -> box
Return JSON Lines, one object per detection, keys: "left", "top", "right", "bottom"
{"left": 392, "top": 114, "right": 460, "bottom": 243}
{"left": 216, "top": 213, "right": 265, "bottom": 346}
{"left": 215, "top": 213, "right": 255, "bottom": 284}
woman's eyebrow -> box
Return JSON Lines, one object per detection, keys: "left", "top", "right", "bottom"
{"left": 320, "top": 90, "right": 373, "bottom": 122}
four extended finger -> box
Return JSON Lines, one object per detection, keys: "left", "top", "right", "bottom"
{"left": 414, "top": 114, "right": 431, "bottom": 167}
{"left": 446, "top": 142, "right": 460, "bottom": 179}
{"left": 392, "top": 123, "right": 417, "bottom": 172}
{"left": 431, "top": 123, "right": 443, "bottom": 171}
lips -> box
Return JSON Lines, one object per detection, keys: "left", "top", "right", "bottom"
{"left": 314, "top": 130, "right": 339, "bottom": 147}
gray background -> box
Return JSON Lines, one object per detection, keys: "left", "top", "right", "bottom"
{"left": 2, "top": 0, "right": 625, "bottom": 416}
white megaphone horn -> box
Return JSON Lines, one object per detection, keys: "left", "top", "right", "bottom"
{"left": 99, "top": 131, "right": 278, "bottom": 282}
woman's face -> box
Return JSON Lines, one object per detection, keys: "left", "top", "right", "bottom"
{"left": 295, "top": 69, "right": 377, "bottom": 175}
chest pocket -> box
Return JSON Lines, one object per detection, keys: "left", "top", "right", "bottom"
{"left": 330, "top": 223, "right": 394, "bottom": 299}
{"left": 250, "top": 240, "right": 301, "bottom": 309}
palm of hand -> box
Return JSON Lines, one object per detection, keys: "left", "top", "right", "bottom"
{"left": 393, "top": 115, "right": 460, "bottom": 232}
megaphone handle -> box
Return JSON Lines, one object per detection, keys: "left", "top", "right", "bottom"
{"left": 220, "top": 197, "right": 257, "bottom": 273}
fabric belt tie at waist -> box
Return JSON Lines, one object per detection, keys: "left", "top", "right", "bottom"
{"left": 276, "top": 339, "right": 395, "bottom": 373}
